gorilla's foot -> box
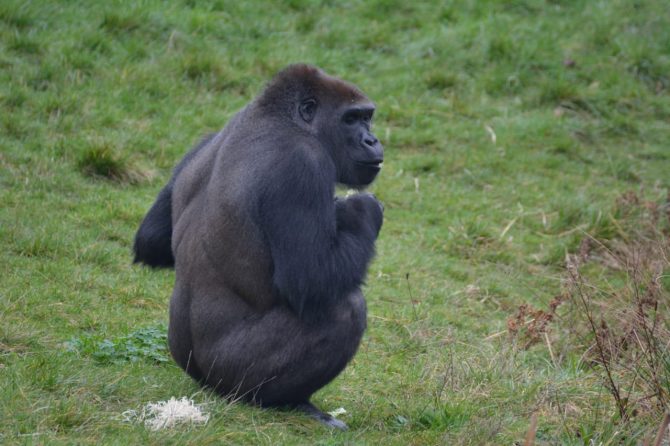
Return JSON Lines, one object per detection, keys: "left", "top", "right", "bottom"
{"left": 295, "top": 402, "right": 348, "bottom": 430}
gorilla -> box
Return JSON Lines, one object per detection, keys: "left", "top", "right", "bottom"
{"left": 133, "top": 64, "right": 384, "bottom": 429}
{"left": 133, "top": 133, "right": 215, "bottom": 268}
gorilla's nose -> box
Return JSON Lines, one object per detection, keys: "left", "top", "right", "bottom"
{"left": 362, "top": 134, "right": 379, "bottom": 148}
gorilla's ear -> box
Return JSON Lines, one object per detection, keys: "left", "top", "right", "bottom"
{"left": 298, "top": 98, "right": 317, "bottom": 123}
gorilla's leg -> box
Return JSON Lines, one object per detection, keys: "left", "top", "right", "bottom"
{"left": 168, "top": 282, "right": 204, "bottom": 382}
{"left": 188, "top": 290, "right": 367, "bottom": 428}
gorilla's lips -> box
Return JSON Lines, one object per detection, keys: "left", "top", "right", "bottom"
{"left": 354, "top": 160, "right": 383, "bottom": 185}
{"left": 355, "top": 160, "right": 383, "bottom": 171}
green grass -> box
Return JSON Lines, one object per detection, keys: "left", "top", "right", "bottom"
{"left": 1, "top": 0, "right": 670, "bottom": 444}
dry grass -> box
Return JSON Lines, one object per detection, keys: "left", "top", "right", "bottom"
{"left": 511, "top": 191, "right": 670, "bottom": 439}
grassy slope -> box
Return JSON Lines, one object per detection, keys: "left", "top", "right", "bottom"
{"left": 1, "top": 0, "right": 669, "bottom": 444}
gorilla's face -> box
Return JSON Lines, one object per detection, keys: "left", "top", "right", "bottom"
{"left": 306, "top": 99, "right": 383, "bottom": 188}
{"left": 338, "top": 103, "right": 383, "bottom": 186}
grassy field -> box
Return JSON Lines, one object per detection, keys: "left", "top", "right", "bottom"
{"left": 1, "top": 0, "right": 669, "bottom": 444}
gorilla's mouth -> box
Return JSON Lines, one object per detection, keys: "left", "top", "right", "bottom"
{"left": 355, "top": 160, "right": 383, "bottom": 171}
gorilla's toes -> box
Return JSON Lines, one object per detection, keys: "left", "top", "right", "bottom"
{"left": 321, "top": 416, "right": 348, "bottom": 430}
{"left": 295, "top": 402, "right": 348, "bottom": 430}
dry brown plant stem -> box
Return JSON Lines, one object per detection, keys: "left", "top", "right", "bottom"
{"left": 523, "top": 412, "right": 538, "bottom": 446}
{"left": 566, "top": 255, "right": 628, "bottom": 421}
{"left": 649, "top": 412, "right": 670, "bottom": 446}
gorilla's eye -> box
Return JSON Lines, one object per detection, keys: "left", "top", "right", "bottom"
{"left": 343, "top": 108, "right": 373, "bottom": 126}
{"left": 342, "top": 111, "right": 358, "bottom": 125}
{"left": 299, "top": 99, "right": 317, "bottom": 122}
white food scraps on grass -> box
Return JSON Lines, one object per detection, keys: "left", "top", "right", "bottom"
{"left": 124, "top": 397, "right": 210, "bottom": 431}
{"left": 328, "top": 407, "right": 347, "bottom": 417}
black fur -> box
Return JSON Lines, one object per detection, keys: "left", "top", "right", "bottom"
{"left": 133, "top": 133, "right": 215, "bottom": 267}
{"left": 133, "top": 64, "right": 384, "bottom": 429}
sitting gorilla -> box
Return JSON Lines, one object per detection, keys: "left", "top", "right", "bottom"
{"left": 133, "top": 64, "right": 384, "bottom": 429}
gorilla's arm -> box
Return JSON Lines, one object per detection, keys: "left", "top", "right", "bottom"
{"left": 259, "top": 152, "right": 383, "bottom": 317}
{"left": 133, "top": 185, "right": 174, "bottom": 267}
{"left": 133, "top": 133, "right": 216, "bottom": 268}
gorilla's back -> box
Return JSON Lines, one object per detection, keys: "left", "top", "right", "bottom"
{"left": 171, "top": 110, "right": 277, "bottom": 312}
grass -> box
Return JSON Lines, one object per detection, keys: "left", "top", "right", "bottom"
{"left": 1, "top": 0, "right": 669, "bottom": 444}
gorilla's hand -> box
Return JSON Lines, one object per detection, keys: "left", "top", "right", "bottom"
{"left": 335, "top": 193, "right": 383, "bottom": 238}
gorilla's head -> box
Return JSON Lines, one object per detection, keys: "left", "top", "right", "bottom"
{"left": 260, "top": 64, "right": 384, "bottom": 188}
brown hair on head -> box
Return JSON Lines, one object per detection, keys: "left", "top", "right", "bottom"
{"left": 257, "top": 64, "right": 369, "bottom": 116}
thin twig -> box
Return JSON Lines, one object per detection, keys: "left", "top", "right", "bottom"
{"left": 405, "top": 273, "right": 418, "bottom": 321}
{"left": 499, "top": 217, "right": 518, "bottom": 240}
{"left": 544, "top": 332, "right": 556, "bottom": 367}
{"left": 524, "top": 412, "right": 538, "bottom": 446}
{"left": 653, "top": 412, "right": 670, "bottom": 446}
